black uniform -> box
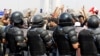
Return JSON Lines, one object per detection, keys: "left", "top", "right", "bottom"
{"left": 78, "top": 15, "right": 100, "bottom": 56}
{"left": 94, "top": 27, "right": 100, "bottom": 55}
{"left": 27, "top": 15, "right": 52, "bottom": 56}
{"left": 5, "top": 11, "right": 26, "bottom": 56}
{"left": 90, "top": 27, "right": 100, "bottom": 56}
{"left": 6, "top": 27, "right": 26, "bottom": 55}
{"left": 78, "top": 29, "right": 98, "bottom": 56}
{"left": 53, "top": 13, "right": 78, "bottom": 56}
{"left": 0, "top": 26, "right": 6, "bottom": 56}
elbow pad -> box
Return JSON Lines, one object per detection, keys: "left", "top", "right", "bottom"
{"left": 44, "top": 33, "right": 52, "bottom": 42}
{"left": 41, "top": 30, "right": 52, "bottom": 42}
{"left": 70, "top": 36, "right": 78, "bottom": 44}
{"left": 68, "top": 30, "right": 78, "bottom": 44}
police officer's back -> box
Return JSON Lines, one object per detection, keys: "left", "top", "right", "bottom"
{"left": 78, "top": 15, "right": 100, "bottom": 56}
{"left": 27, "top": 15, "right": 52, "bottom": 56}
{"left": 53, "top": 13, "right": 79, "bottom": 56}
{"left": 5, "top": 11, "right": 26, "bottom": 56}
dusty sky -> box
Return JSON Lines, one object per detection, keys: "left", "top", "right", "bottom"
{"left": 0, "top": 0, "right": 100, "bottom": 13}
{"left": 61, "top": 0, "right": 100, "bottom": 10}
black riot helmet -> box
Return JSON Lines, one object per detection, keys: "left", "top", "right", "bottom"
{"left": 10, "top": 11, "right": 24, "bottom": 25}
{"left": 87, "top": 15, "right": 100, "bottom": 28}
{"left": 32, "top": 15, "right": 45, "bottom": 26}
{"left": 58, "top": 13, "right": 74, "bottom": 26}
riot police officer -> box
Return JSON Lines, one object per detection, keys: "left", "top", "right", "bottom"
{"left": 0, "top": 26, "right": 6, "bottom": 56}
{"left": 53, "top": 13, "right": 79, "bottom": 56}
{"left": 27, "top": 15, "right": 53, "bottom": 56}
{"left": 5, "top": 11, "right": 27, "bottom": 56}
{"left": 78, "top": 15, "right": 100, "bottom": 56}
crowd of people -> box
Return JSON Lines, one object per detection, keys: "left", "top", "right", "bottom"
{"left": 0, "top": 6, "right": 99, "bottom": 56}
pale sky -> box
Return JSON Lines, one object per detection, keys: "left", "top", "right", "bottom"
{"left": 0, "top": 0, "right": 100, "bottom": 13}
{"left": 61, "top": 0, "right": 100, "bottom": 10}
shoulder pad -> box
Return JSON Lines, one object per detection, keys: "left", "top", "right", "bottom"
{"left": 0, "top": 26, "right": 5, "bottom": 37}
{"left": 62, "top": 26, "right": 75, "bottom": 34}
{"left": 94, "top": 28, "right": 100, "bottom": 35}
{"left": 7, "top": 27, "right": 24, "bottom": 42}
{"left": 87, "top": 28, "right": 100, "bottom": 36}
{"left": 68, "top": 29, "right": 77, "bottom": 38}
{"left": 56, "top": 26, "right": 75, "bottom": 35}
{"left": 56, "top": 26, "right": 63, "bottom": 35}
{"left": 36, "top": 28, "right": 46, "bottom": 33}
{"left": 47, "top": 30, "right": 53, "bottom": 35}
{"left": 28, "top": 28, "right": 47, "bottom": 35}
{"left": 36, "top": 28, "right": 49, "bottom": 37}
{"left": 7, "top": 27, "right": 23, "bottom": 35}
